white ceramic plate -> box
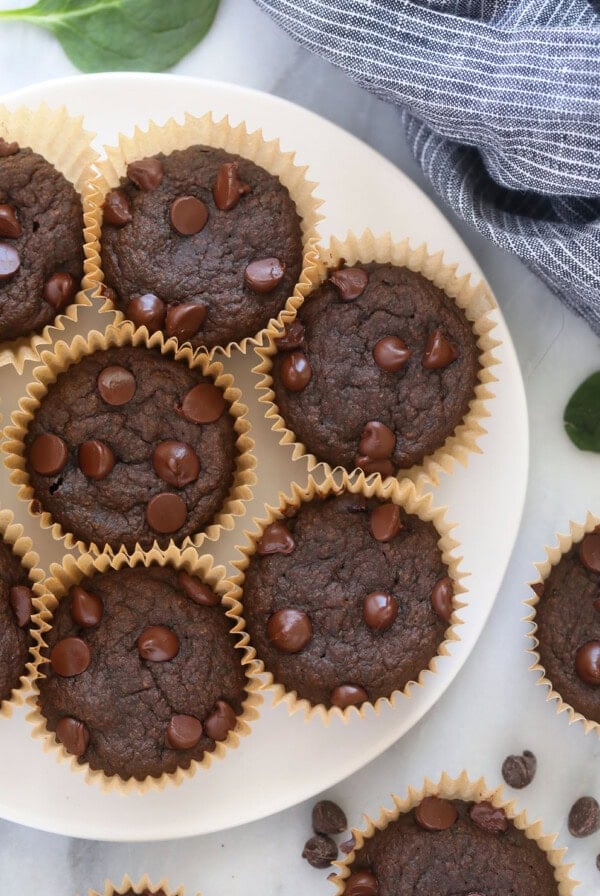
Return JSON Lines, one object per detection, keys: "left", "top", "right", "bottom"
{"left": 0, "top": 73, "right": 527, "bottom": 841}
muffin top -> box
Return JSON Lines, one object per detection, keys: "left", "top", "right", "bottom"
{"left": 0, "top": 537, "right": 33, "bottom": 704}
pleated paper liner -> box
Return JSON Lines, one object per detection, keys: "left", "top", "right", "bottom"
{"left": 88, "top": 876, "right": 192, "bottom": 896}
{"left": 27, "top": 543, "right": 261, "bottom": 794}
{"left": 0, "top": 102, "right": 100, "bottom": 371}
{"left": 525, "top": 511, "right": 600, "bottom": 737}
{"left": 254, "top": 230, "right": 500, "bottom": 488}
{"left": 226, "top": 468, "right": 466, "bottom": 724}
{"left": 0, "top": 506, "right": 44, "bottom": 718}
{"left": 330, "top": 771, "right": 576, "bottom": 895}
{"left": 85, "top": 111, "right": 322, "bottom": 359}
{"left": 2, "top": 319, "right": 256, "bottom": 561}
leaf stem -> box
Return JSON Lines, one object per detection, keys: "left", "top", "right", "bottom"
{"left": 0, "top": 1, "right": 121, "bottom": 24}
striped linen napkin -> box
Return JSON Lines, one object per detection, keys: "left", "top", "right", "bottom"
{"left": 255, "top": 0, "right": 600, "bottom": 333}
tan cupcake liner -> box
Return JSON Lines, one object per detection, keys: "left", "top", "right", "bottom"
{"left": 225, "top": 467, "right": 467, "bottom": 723}
{"left": 525, "top": 511, "right": 600, "bottom": 737}
{"left": 330, "top": 770, "right": 577, "bottom": 895}
{"left": 85, "top": 111, "right": 323, "bottom": 358}
{"left": 88, "top": 873, "right": 193, "bottom": 896}
{"left": 27, "top": 542, "right": 262, "bottom": 794}
{"left": 2, "top": 319, "right": 256, "bottom": 559}
{"left": 0, "top": 506, "right": 44, "bottom": 718}
{"left": 254, "top": 230, "right": 500, "bottom": 488}
{"left": 0, "top": 102, "right": 100, "bottom": 371}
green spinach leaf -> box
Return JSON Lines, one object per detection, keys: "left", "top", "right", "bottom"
{"left": 564, "top": 371, "right": 600, "bottom": 453}
{"left": 0, "top": 0, "right": 220, "bottom": 73}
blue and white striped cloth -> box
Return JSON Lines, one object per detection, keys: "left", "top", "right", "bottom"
{"left": 255, "top": 0, "right": 600, "bottom": 333}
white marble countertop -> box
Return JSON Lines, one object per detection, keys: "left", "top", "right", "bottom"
{"left": 0, "top": 1, "right": 599, "bottom": 894}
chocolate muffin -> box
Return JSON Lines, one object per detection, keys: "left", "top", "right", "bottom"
{"left": 100, "top": 145, "right": 304, "bottom": 350}
{"left": 0, "top": 137, "right": 83, "bottom": 342}
{"left": 272, "top": 262, "right": 481, "bottom": 474}
{"left": 37, "top": 564, "right": 248, "bottom": 780}
{"left": 343, "top": 796, "right": 560, "bottom": 895}
{"left": 241, "top": 491, "right": 452, "bottom": 709}
{"left": 24, "top": 344, "right": 239, "bottom": 551}
{"left": 533, "top": 529, "right": 600, "bottom": 723}
{"left": 0, "top": 537, "right": 34, "bottom": 705}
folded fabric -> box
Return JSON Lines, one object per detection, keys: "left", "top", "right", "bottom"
{"left": 255, "top": 0, "right": 600, "bottom": 334}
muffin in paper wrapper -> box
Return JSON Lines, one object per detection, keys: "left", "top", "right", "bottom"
{"left": 226, "top": 468, "right": 467, "bottom": 724}
{"left": 2, "top": 320, "right": 256, "bottom": 560}
{"left": 330, "top": 770, "right": 576, "bottom": 895}
{"left": 88, "top": 874, "right": 195, "bottom": 896}
{"left": 27, "top": 543, "right": 261, "bottom": 794}
{"left": 0, "top": 102, "right": 100, "bottom": 371}
{"left": 85, "top": 111, "right": 322, "bottom": 358}
{"left": 254, "top": 230, "right": 499, "bottom": 487}
{"left": 525, "top": 511, "right": 600, "bottom": 737}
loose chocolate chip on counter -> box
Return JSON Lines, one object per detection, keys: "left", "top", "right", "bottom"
{"left": 70, "top": 586, "right": 103, "bottom": 628}
{"left": 78, "top": 440, "right": 115, "bottom": 480}
{"left": 177, "top": 383, "right": 226, "bottom": 424}
{"left": 177, "top": 571, "right": 220, "bottom": 606}
{"left": 502, "top": 750, "right": 537, "bottom": 789}
{"left": 127, "top": 157, "right": 164, "bottom": 191}
{"left": 267, "top": 608, "right": 313, "bottom": 653}
{"left": 97, "top": 365, "right": 136, "bottom": 406}
{"left": 363, "top": 591, "right": 398, "bottom": 632}
{"left": 275, "top": 320, "right": 305, "bottom": 351}
{"left": 343, "top": 870, "right": 378, "bottom": 896}
{"left": 568, "top": 796, "right": 600, "bottom": 837}
{"left": 9, "top": 585, "right": 33, "bottom": 627}
{"left": 0, "top": 137, "right": 19, "bottom": 157}
{"left": 580, "top": 533, "right": 600, "bottom": 573}
{"left": 0, "top": 242, "right": 20, "bottom": 280}
{"left": 469, "top": 801, "right": 509, "bottom": 833}
{"left": 0, "top": 204, "right": 22, "bottom": 239}
{"left": 55, "top": 716, "right": 90, "bottom": 757}
{"left": 339, "top": 834, "right": 356, "bottom": 854}
{"left": 165, "top": 302, "right": 207, "bottom": 340}
{"left": 244, "top": 257, "right": 286, "bottom": 293}
{"left": 152, "top": 440, "right": 200, "bottom": 488}
{"left": 596, "top": 853, "right": 600, "bottom": 872}
{"left": 29, "top": 433, "right": 69, "bottom": 476}
{"left": 355, "top": 456, "right": 395, "bottom": 478}
{"left": 312, "top": 799, "right": 347, "bottom": 835}
{"left": 369, "top": 503, "right": 402, "bottom": 542}
{"left": 330, "top": 684, "right": 368, "bottom": 709}
{"left": 373, "top": 336, "right": 412, "bottom": 372}
{"left": 430, "top": 576, "right": 454, "bottom": 622}
{"left": 256, "top": 520, "right": 296, "bottom": 555}
{"left": 145, "top": 492, "right": 187, "bottom": 534}
{"left": 422, "top": 329, "right": 458, "bottom": 369}
{"left": 137, "top": 625, "right": 180, "bottom": 662}
{"left": 50, "top": 637, "right": 91, "bottom": 677}
{"left": 102, "top": 189, "right": 132, "bottom": 226}
{"left": 213, "top": 161, "right": 251, "bottom": 210}
{"left": 329, "top": 267, "right": 369, "bottom": 301}
{"left": 415, "top": 796, "right": 458, "bottom": 831}
{"left": 302, "top": 834, "right": 338, "bottom": 869}
{"left": 170, "top": 195, "right": 209, "bottom": 235}
{"left": 42, "top": 272, "right": 78, "bottom": 310}
{"left": 280, "top": 350, "right": 312, "bottom": 391}
{"left": 359, "top": 421, "right": 396, "bottom": 460}
{"left": 204, "top": 699, "right": 237, "bottom": 741}
{"left": 165, "top": 713, "right": 203, "bottom": 749}
{"left": 575, "top": 640, "right": 600, "bottom": 685}
{"left": 127, "top": 293, "right": 166, "bottom": 332}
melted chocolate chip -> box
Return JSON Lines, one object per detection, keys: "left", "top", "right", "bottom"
{"left": 579, "top": 533, "right": 600, "bottom": 573}
{"left": 56, "top": 716, "right": 90, "bottom": 757}
{"left": 469, "top": 801, "right": 509, "bottom": 833}
{"left": 244, "top": 257, "right": 285, "bottom": 293}
{"left": 177, "top": 571, "right": 219, "bottom": 606}
{"left": 29, "top": 433, "right": 69, "bottom": 476}
{"left": 355, "top": 456, "right": 395, "bottom": 478}
{"left": 70, "top": 586, "right": 103, "bottom": 628}
{"left": 213, "top": 161, "right": 251, "bottom": 210}
{"left": 568, "top": 796, "right": 600, "bottom": 837}
{"left": 97, "top": 365, "right": 136, "bottom": 406}
{"left": 9, "top": 585, "right": 33, "bottom": 627}
{"left": 78, "top": 440, "right": 115, "bottom": 480}
{"left": 280, "top": 350, "right": 312, "bottom": 391}
{"left": 302, "top": 834, "right": 337, "bottom": 868}
{"left": 430, "top": 576, "right": 454, "bottom": 622}
{"left": 50, "top": 637, "right": 91, "bottom": 677}
{"left": 145, "top": 492, "right": 187, "bottom": 533}
{"left": 177, "top": 383, "right": 226, "bottom": 424}
{"left": 0, "top": 204, "right": 22, "bottom": 239}
{"left": 369, "top": 503, "right": 402, "bottom": 542}
{"left": 415, "top": 796, "right": 458, "bottom": 831}
{"left": 267, "top": 608, "right": 313, "bottom": 653}
{"left": 170, "top": 195, "right": 208, "bottom": 235}
{"left": 165, "top": 302, "right": 206, "bottom": 340}
{"left": 127, "top": 293, "right": 166, "bottom": 333}
{"left": 422, "top": 329, "right": 458, "bottom": 369}
{"left": 137, "top": 625, "right": 180, "bottom": 662}
{"left": 0, "top": 138, "right": 19, "bottom": 157}
{"left": 152, "top": 440, "right": 200, "bottom": 488}
{"left": 575, "top": 640, "right": 600, "bottom": 685}
{"left": 256, "top": 521, "right": 295, "bottom": 555}
{"left": 0, "top": 242, "right": 20, "bottom": 280}
{"left": 363, "top": 591, "right": 398, "bottom": 631}
{"left": 339, "top": 835, "right": 356, "bottom": 855}
{"left": 204, "top": 699, "right": 237, "bottom": 741}
{"left": 275, "top": 320, "right": 305, "bottom": 351}
{"left": 99, "top": 283, "right": 116, "bottom": 302}
{"left": 102, "top": 189, "right": 132, "bottom": 226}
{"left": 127, "top": 157, "right": 164, "bottom": 191}
{"left": 359, "top": 421, "right": 396, "bottom": 459}
{"left": 501, "top": 750, "right": 537, "bottom": 789}
{"left": 343, "top": 870, "right": 378, "bottom": 896}
{"left": 329, "top": 267, "right": 369, "bottom": 301}
{"left": 330, "top": 684, "right": 368, "bottom": 708}
{"left": 373, "top": 336, "right": 411, "bottom": 371}
{"left": 531, "top": 581, "right": 545, "bottom": 598}
{"left": 165, "top": 714, "right": 203, "bottom": 749}
{"left": 42, "top": 272, "right": 78, "bottom": 310}
{"left": 312, "top": 799, "right": 347, "bottom": 834}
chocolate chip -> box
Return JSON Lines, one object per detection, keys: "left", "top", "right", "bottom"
{"left": 469, "top": 801, "right": 509, "bottom": 833}
{"left": 165, "top": 714, "right": 203, "bottom": 749}
{"left": 575, "top": 640, "right": 600, "bottom": 685}
{"left": 145, "top": 493, "right": 187, "bottom": 533}
{"left": 29, "top": 433, "right": 69, "bottom": 476}
{"left": 302, "top": 834, "right": 337, "bottom": 868}
{"left": 568, "top": 796, "right": 600, "bottom": 837}
{"left": 531, "top": 581, "right": 545, "bottom": 598}
{"left": 55, "top": 716, "right": 89, "bottom": 757}
{"left": 257, "top": 521, "right": 296, "bottom": 555}
{"left": 0, "top": 204, "right": 22, "bottom": 239}
{"left": 127, "top": 157, "right": 164, "bottom": 191}
{"left": 422, "top": 329, "right": 458, "bottom": 369}
{"left": 0, "top": 242, "right": 20, "bottom": 280}
{"left": 330, "top": 684, "right": 368, "bottom": 708}
{"left": 355, "top": 456, "right": 395, "bottom": 478}
{"left": 127, "top": 293, "right": 166, "bottom": 333}
{"left": 97, "top": 365, "right": 136, "bottom": 406}
{"left": 43, "top": 272, "right": 78, "bottom": 311}
{"left": 213, "top": 161, "right": 251, "bottom": 210}
{"left": 78, "top": 440, "right": 115, "bottom": 480}
{"left": 0, "top": 137, "right": 19, "bottom": 157}
{"left": 102, "top": 189, "right": 132, "bottom": 226}
{"left": 152, "top": 440, "right": 200, "bottom": 488}
{"left": 329, "top": 267, "right": 369, "bottom": 301}
{"left": 501, "top": 750, "right": 537, "bottom": 789}
{"left": 373, "top": 336, "right": 411, "bottom": 371}
{"left": 362, "top": 591, "right": 398, "bottom": 631}
{"left": 177, "top": 571, "right": 219, "bottom": 606}
{"left": 244, "top": 257, "right": 285, "bottom": 293}
{"left": 267, "top": 608, "right": 313, "bottom": 653}
{"left": 343, "top": 870, "right": 378, "bottom": 896}
{"left": 99, "top": 283, "right": 116, "bottom": 302}
{"left": 50, "top": 637, "right": 91, "bottom": 677}
{"left": 177, "top": 383, "right": 226, "bottom": 424}
{"left": 359, "top": 421, "right": 396, "bottom": 459}
{"left": 275, "top": 320, "right": 305, "bottom": 351}
{"left": 312, "top": 799, "right": 347, "bottom": 834}
{"left": 369, "top": 503, "right": 402, "bottom": 542}
{"left": 9, "top": 585, "right": 33, "bottom": 627}
{"left": 204, "top": 699, "right": 237, "bottom": 741}
{"left": 280, "top": 350, "right": 312, "bottom": 391}
{"left": 70, "top": 586, "right": 103, "bottom": 628}
{"left": 415, "top": 796, "right": 458, "bottom": 831}
{"left": 165, "top": 302, "right": 206, "bottom": 340}
{"left": 137, "top": 625, "right": 180, "bottom": 662}
{"left": 431, "top": 576, "right": 454, "bottom": 622}
{"left": 579, "top": 533, "right": 600, "bottom": 573}
{"left": 596, "top": 853, "right": 600, "bottom": 871}
{"left": 339, "top": 834, "right": 356, "bottom": 854}
{"left": 170, "top": 195, "right": 208, "bottom": 235}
